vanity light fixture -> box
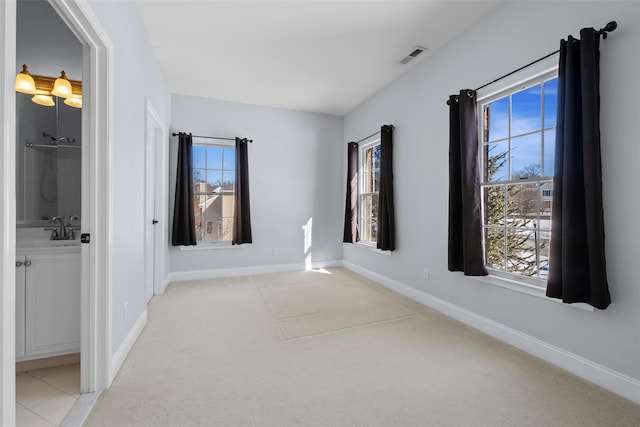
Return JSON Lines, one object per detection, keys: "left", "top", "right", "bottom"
{"left": 15, "top": 64, "right": 37, "bottom": 94}
{"left": 15, "top": 64, "right": 82, "bottom": 108}
{"left": 32, "top": 90, "right": 56, "bottom": 107}
{"left": 51, "top": 70, "right": 73, "bottom": 98}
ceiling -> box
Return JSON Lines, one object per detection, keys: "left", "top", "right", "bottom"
{"left": 137, "top": 1, "right": 504, "bottom": 116}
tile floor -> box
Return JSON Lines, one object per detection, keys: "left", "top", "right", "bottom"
{"left": 16, "top": 363, "right": 80, "bottom": 427}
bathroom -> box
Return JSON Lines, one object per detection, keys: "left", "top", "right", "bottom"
{"left": 15, "top": 0, "right": 83, "bottom": 425}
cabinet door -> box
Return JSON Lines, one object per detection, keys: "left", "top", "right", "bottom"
{"left": 25, "top": 252, "right": 81, "bottom": 357}
{"left": 16, "top": 256, "right": 26, "bottom": 359}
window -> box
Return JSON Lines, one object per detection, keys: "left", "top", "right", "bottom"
{"left": 359, "top": 139, "right": 381, "bottom": 246}
{"left": 478, "top": 66, "right": 558, "bottom": 285}
{"left": 192, "top": 143, "right": 235, "bottom": 243}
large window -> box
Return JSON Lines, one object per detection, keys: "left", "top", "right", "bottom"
{"left": 359, "top": 139, "right": 381, "bottom": 245}
{"left": 192, "top": 143, "right": 235, "bottom": 243}
{"left": 478, "top": 67, "right": 558, "bottom": 285}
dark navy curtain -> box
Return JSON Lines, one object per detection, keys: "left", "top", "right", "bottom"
{"left": 546, "top": 28, "right": 611, "bottom": 309}
{"left": 377, "top": 125, "right": 395, "bottom": 251}
{"left": 172, "top": 132, "right": 196, "bottom": 246}
{"left": 448, "top": 91, "right": 487, "bottom": 276}
{"left": 233, "top": 137, "right": 252, "bottom": 244}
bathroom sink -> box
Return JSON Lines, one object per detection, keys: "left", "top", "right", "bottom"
{"left": 17, "top": 240, "right": 81, "bottom": 249}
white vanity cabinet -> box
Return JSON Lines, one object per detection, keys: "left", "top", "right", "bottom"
{"left": 16, "top": 246, "right": 81, "bottom": 360}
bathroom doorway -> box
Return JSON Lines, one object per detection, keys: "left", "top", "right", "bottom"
{"left": 1, "top": 0, "right": 112, "bottom": 423}
{"left": 15, "top": 1, "right": 82, "bottom": 424}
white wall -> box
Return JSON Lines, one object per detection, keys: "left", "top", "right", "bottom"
{"left": 85, "top": 0, "right": 171, "bottom": 355}
{"left": 170, "top": 94, "right": 344, "bottom": 275}
{"left": 344, "top": 0, "right": 640, "bottom": 386}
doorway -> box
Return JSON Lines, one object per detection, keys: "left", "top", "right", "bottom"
{"left": 144, "top": 100, "right": 165, "bottom": 303}
{"left": 1, "top": 0, "right": 112, "bottom": 424}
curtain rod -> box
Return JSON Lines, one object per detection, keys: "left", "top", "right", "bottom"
{"left": 446, "top": 21, "right": 617, "bottom": 105}
{"left": 349, "top": 124, "right": 394, "bottom": 145}
{"left": 172, "top": 132, "right": 252, "bottom": 143}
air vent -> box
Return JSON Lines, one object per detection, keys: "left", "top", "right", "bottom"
{"left": 400, "top": 46, "right": 427, "bottom": 64}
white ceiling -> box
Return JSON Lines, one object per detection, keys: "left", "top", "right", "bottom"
{"left": 137, "top": 1, "right": 504, "bottom": 116}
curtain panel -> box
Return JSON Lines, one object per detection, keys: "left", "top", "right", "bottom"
{"left": 377, "top": 125, "right": 395, "bottom": 251}
{"left": 233, "top": 137, "right": 253, "bottom": 245}
{"left": 172, "top": 132, "right": 197, "bottom": 246}
{"left": 448, "top": 91, "right": 487, "bottom": 276}
{"left": 546, "top": 28, "right": 611, "bottom": 309}
{"left": 343, "top": 142, "right": 359, "bottom": 243}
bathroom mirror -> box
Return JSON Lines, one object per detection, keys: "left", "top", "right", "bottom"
{"left": 16, "top": 92, "right": 81, "bottom": 224}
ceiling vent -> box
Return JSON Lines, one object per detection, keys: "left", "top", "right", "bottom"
{"left": 400, "top": 46, "right": 427, "bottom": 65}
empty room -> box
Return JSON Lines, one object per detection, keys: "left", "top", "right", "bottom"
{"left": 1, "top": 0, "right": 639, "bottom": 426}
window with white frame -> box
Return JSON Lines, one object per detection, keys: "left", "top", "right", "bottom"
{"left": 478, "top": 62, "right": 558, "bottom": 286}
{"left": 192, "top": 143, "right": 236, "bottom": 243}
{"left": 359, "top": 138, "right": 381, "bottom": 246}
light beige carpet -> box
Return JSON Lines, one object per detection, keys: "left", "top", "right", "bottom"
{"left": 84, "top": 268, "right": 640, "bottom": 426}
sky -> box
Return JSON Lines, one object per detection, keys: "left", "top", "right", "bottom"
{"left": 485, "top": 77, "right": 558, "bottom": 182}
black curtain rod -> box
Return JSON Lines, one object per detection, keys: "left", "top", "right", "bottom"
{"left": 350, "top": 124, "right": 394, "bottom": 145}
{"left": 447, "top": 21, "right": 617, "bottom": 105}
{"left": 172, "top": 132, "right": 253, "bottom": 143}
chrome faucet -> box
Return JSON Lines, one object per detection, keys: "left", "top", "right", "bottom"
{"left": 51, "top": 216, "right": 67, "bottom": 240}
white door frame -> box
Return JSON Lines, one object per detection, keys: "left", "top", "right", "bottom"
{"left": 1, "top": 0, "right": 113, "bottom": 422}
{"left": 0, "top": 1, "right": 18, "bottom": 424}
{"left": 144, "top": 100, "right": 167, "bottom": 300}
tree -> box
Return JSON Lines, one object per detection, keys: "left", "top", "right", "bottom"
{"left": 484, "top": 146, "right": 547, "bottom": 277}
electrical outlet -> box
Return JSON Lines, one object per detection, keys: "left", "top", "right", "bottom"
{"left": 422, "top": 268, "right": 429, "bottom": 280}
{"left": 272, "top": 247, "right": 278, "bottom": 256}
{"left": 123, "top": 301, "right": 128, "bottom": 320}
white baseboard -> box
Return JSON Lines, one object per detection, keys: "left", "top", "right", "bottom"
{"left": 312, "top": 259, "right": 343, "bottom": 269}
{"left": 109, "top": 310, "right": 147, "bottom": 385}
{"left": 343, "top": 261, "right": 640, "bottom": 405}
{"left": 169, "top": 260, "right": 343, "bottom": 283}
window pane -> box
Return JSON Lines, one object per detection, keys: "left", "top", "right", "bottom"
{"left": 505, "top": 229, "right": 537, "bottom": 276}
{"left": 361, "top": 193, "right": 378, "bottom": 243}
{"left": 544, "top": 78, "right": 558, "bottom": 128}
{"left": 511, "top": 133, "right": 541, "bottom": 179}
{"left": 485, "top": 141, "right": 509, "bottom": 182}
{"left": 539, "top": 181, "right": 553, "bottom": 220}
{"left": 506, "top": 183, "right": 538, "bottom": 228}
{"left": 484, "top": 185, "right": 505, "bottom": 226}
{"left": 485, "top": 97, "right": 509, "bottom": 142}
{"left": 206, "top": 170, "right": 222, "bottom": 189}
{"left": 222, "top": 218, "right": 233, "bottom": 241}
{"left": 485, "top": 228, "right": 505, "bottom": 271}
{"left": 543, "top": 129, "right": 555, "bottom": 177}
{"left": 206, "top": 146, "right": 223, "bottom": 169}
{"left": 193, "top": 168, "right": 206, "bottom": 185}
{"left": 223, "top": 147, "right": 236, "bottom": 170}
{"left": 193, "top": 145, "right": 205, "bottom": 169}
{"left": 222, "top": 171, "right": 235, "bottom": 189}
{"left": 364, "top": 145, "right": 381, "bottom": 193}
{"left": 512, "top": 84, "right": 542, "bottom": 135}
{"left": 537, "top": 233, "right": 550, "bottom": 279}
{"left": 222, "top": 195, "right": 234, "bottom": 217}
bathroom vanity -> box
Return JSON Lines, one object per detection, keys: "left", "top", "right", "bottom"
{"left": 16, "top": 232, "right": 80, "bottom": 360}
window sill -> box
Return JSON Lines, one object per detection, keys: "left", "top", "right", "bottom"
{"left": 353, "top": 242, "right": 392, "bottom": 256}
{"left": 179, "top": 243, "right": 246, "bottom": 251}
{"left": 469, "top": 274, "right": 595, "bottom": 312}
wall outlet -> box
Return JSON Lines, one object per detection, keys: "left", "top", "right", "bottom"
{"left": 123, "top": 301, "right": 128, "bottom": 320}
{"left": 422, "top": 268, "right": 429, "bottom": 280}
{"left": 272, "top": 247, "right": 278, "bottom": 256}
